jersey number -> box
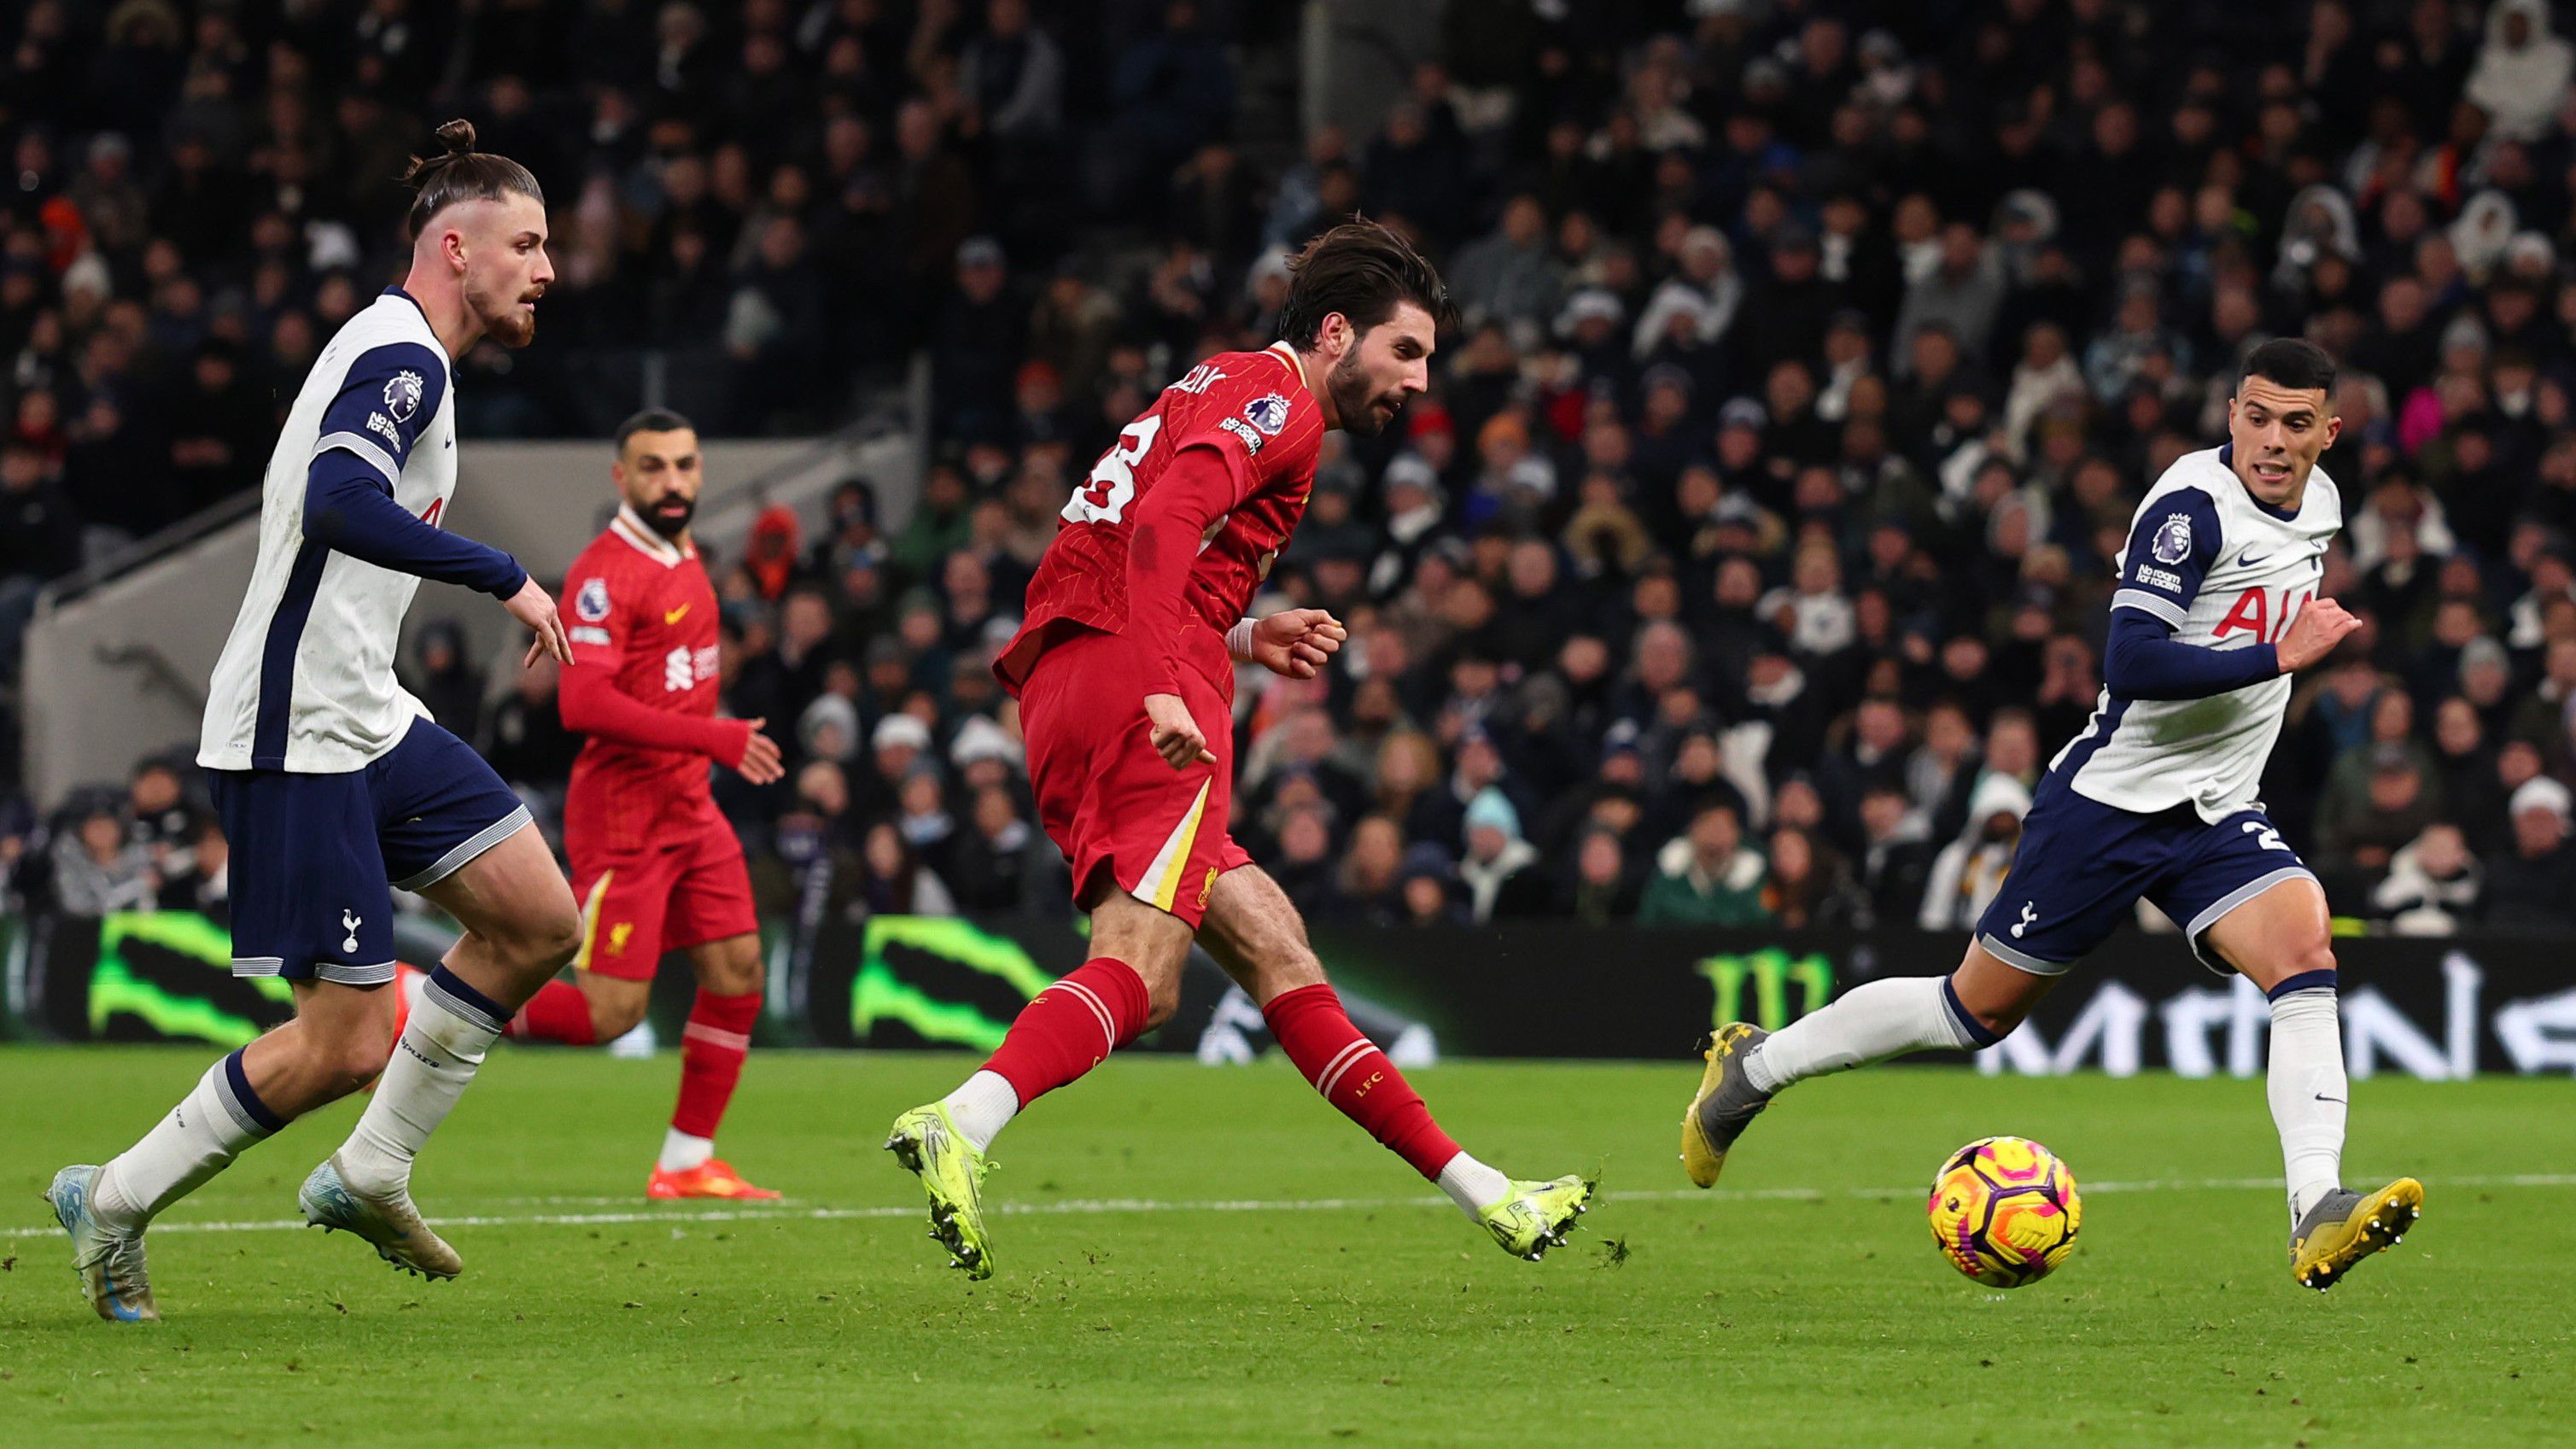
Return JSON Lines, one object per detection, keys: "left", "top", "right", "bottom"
{"left": 2240, "top": 821, "right": 2291, "bottom": 853}
{"left": 420, "top": 497, "right": 444, "bottom": 528}
{"left": 1064, "top": 416, "right": 1164, "bottom": 525}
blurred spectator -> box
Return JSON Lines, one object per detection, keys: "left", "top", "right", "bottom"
{"left": 2485, "top": 777, "right": 2576, "bottom": 932}
{"left": 941, "top": 783, "right": 1043, "bottom": 914}
{"left": 1397, "top": 843, "right": 1464, "bottom": 926}
{"left": 125, "top": 758, "right": 193, "bottom": 889}
{"left": 1852, "top": 783, "right": 1934, "bottom": 930}
{"left": 857, "top": 818, "right": 956, "bottom": 917}
{"left": 1918, "top": 774, "right": 2029, "bottom": 932}
{"left": 2466, "top": 1, "right": 2573, "bottom": 141}
{"left": 1457, "top": 787, "right": 1545, "bottom": 923}
{"left": 1560, "top": 825, "right": 1642, "bottom": 926}
{"left": 484, "top": 654, "right": 579, "bottom": 793}
{"left": 18, "top": 1, "right": 2576, "bottom": 938}
{"left": 2372, "top": 822, "right": 2481, "bottom": 935}
{"left": 1762, "top": 824, "right": 1860, "bottom": 929}
{"left": 408, "top": 622, "right": 486, "bottom": 742}
{"left": 1639, "top": 801, "right": 1769, "bottom": 927}
{"left": 51, "top": 798, "right": 154, "bottom": 915}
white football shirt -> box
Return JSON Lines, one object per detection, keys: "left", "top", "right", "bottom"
{"left": 198, "top": 289, "right": 459, "bottom": 774}
{"left": 2053, "top": 445, "right": 2343, "bottom": 822}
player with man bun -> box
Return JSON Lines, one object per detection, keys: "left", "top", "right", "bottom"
{"left": 47, "top": 122, "right": 585, "bottom": 1319}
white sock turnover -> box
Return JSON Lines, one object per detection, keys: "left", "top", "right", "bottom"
{"left": 1435, "top": 1152, "right": 1512, "bottom": 1218}
{"left": 657, "top": 1129, "right": 716, "bottom": 1174}
{"left": 941, "top": 1070, "right": 1021, "bottom": 1154}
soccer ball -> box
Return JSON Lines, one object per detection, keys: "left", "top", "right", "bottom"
{"left": 1925, "top": 1136, "right": 2082, "bottom": 1288}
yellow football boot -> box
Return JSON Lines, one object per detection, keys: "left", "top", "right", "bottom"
{"left": 1680, "top": 1022, "right": 1773, "bottom": 1188}
{"left": 2291, "top": 1177, "right": 2423, "bottom": 1291}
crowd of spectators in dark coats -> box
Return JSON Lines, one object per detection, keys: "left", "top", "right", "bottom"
{"left": 15, "top": 1, "right": 2576, "bottom": 939}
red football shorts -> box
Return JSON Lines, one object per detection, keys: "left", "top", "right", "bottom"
{"left": 1019, "top": 627, "right": 1251, "bottom": 929}
{"left": 570, "top": 813, "right": 759, "bottom": 981}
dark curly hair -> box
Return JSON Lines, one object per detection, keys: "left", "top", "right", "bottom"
{"left": 1276, "top": 218, "right": 1457, "bottom": 351}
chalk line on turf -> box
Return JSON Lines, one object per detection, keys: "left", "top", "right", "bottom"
{"left": 5, "top": 1172, "right": 2568, "bottom": 1240}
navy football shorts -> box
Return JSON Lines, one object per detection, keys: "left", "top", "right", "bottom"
{"left": 207, "top": 717, "right": 529, "bottom": 985}
{"left": 1971, "top": 773, "right": 2320, "bottom": 976}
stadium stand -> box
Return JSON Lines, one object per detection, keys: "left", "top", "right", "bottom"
{"left": 7, "top": 0, "right": 2576, "bottom": 935}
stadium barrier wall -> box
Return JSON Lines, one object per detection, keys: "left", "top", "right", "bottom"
{"left": 15, "top": 913, "right": 2574, "bottom": 1080}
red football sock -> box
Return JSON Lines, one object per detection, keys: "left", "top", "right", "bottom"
{"left": 1263, "top": 983, "right": 1461, "bottom": 1179}
{"left": 504, "top": 979, "right": 599, "bottom": 1045}
{"left": 980, "top": 957, "right": 1151, "bottom": 1107}
{"left": 672, "top": 989, "right": 761, "bottom": 1140}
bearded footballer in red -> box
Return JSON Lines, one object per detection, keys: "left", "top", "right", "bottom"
{"left": 501, "top": 410, "right": 787, "bottom": 1200}
{"left": 885, "top": 222, "right": 1594, "bottom": 1279}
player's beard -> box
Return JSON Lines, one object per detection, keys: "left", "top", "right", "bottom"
{"left": 1328, "top": 349, "right": 1401, "bottom": 437}
{"left": 469, "top": 272, "right": 540, "bottom": 348}
{"left": 641, "top": 494, "right": 695, "bottom": 539}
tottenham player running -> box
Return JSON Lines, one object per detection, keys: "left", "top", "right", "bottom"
{"left": 499, "top": 409, "right": 788, "bottom": 1200}
{"left": 46, "top": 122, "right": 586, "bottom": 1320}
{"left": 885, "top": 221, "right": 1593, "bottom": 1279}
{"left": 1682, "top": 340, "right": 2424, "bottom": 1292}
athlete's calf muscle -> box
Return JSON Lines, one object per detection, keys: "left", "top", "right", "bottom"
{"left": 1087, "top": 888, "right": 1195, "bottom": 1025}
{"left": 683, "top": 932, "right": 764, "bottom": 996}
{"left": 576, "top": 972, "right": 654, "bottom": 1040}
{"left": 1948, "top": 941, "right": 2059, "bottom": 1037}
{"left": 242, "top": 979, "right": 403, "bottom": 1117}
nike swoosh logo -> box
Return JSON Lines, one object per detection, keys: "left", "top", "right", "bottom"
{"left": 2314, "top": 1094, "right": 2346, "bottom": 1104}
{"left": 2238, "top": 550, "right": 2275, "bottom": 566}
{"left": 663, "top": 604, "right": 690, "bottom": 623}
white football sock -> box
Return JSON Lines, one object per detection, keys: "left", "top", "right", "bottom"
{"left": 1435, "top": 1152, "right": 1512, "bottom": 1218}
{"left": 1744, "top": 976, "right": 1988, "bottom": 1095}
{"left": 657, "top": 1128, "right": 716, "bottom": 1173}
{"left": 942, "top": 1070, "right": 1020, "bottom": 1153}
{"left": 95, "top": 1051, "right": 278, "bottom": 1229}
{"left": 2267, "top": 985, "right": 2346, "bottom": 1224}
{"left": 336, "top": 969, "right": 504, "bottom": 1196}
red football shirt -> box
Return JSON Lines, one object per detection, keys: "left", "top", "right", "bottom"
{"left": 560, "top": 507, "right": 725, "bottom": 856}
{"left": 996, "top": 342, "right": 1325, "bottom": 694}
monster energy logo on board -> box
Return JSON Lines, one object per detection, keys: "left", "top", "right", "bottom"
{"left": 850, "top": 915, "right": 1055, "bottom": 1049}
{"left": 1696, "top": 948, "right": 1834, "bottom": 1031}
{"left": 91, "top": 912, "right": 293, "bottom": 1045}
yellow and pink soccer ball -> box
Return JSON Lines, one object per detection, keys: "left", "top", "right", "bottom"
{"left": 1926, "top": 1136, "right": 2082, "bottom": 1288}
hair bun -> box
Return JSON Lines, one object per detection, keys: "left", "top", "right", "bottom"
{"left": 435, "top": 119, "right": 476, "bottom": 155}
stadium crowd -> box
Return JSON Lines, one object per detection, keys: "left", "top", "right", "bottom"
{"left": 11, "top": 0, "right": 2576, "bottom": 938}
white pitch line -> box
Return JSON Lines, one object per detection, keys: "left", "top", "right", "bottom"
{"left": 4, "top": 1172, "right": 2569, "bottom": 1242}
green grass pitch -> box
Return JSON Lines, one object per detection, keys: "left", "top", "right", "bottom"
{"left": 1, "top": 1046, "right": 2568, "bottom": 1446}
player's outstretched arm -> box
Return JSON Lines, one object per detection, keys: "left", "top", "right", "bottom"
{"left": 555, "top": 662, "right": 776, "bottom": 774}
{"left": 1230, "top": 609, "right": 1347, "bottom": 680}
{"left": 2101, "top": 598, "right": 2357, "bottom": 700}
{"left": 2100, "top": 607, "right": 2278, "bottom": 700}
{"left": 303, "top": 457, "right": 568, "bottom": 664}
